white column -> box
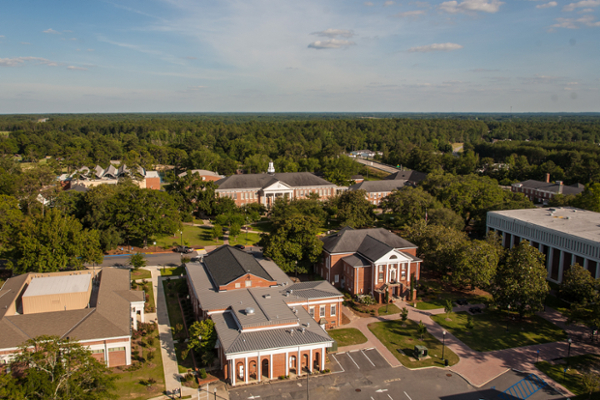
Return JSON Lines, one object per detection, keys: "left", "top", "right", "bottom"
{"left": 309, "top": 349, "right": 313, "bottom": 372}
{"left": 125, "top": 341, "right": 132, "bottom": 365}
{"left": 232, "top": 360, "right": 236, "bottom": 386}
{"left": 297, "top": 348, "right": 301, "bottom": 376}
{"left": 270, "top": 354, "right": 273, "bottom": 379}
{"left": 321, "top": 347, "right": 325, "bottom": 371}
{"left": 547, "top": 248, "right": 554, "bottom": 280}
{"left": 140, "top": 304, "right": 145, "bottom": 324}
{"left": 285, "top": 352, "right": 289, "bottom": 376}
{"left": 558, "top": 251, "right": 565, "bottom": 283}
{"left": 245, "top": 357, "right": 248, "bottom": 384}
{"left": 257, "top": 352, "right": 261, "bottom": 381}
{"left": 132, "top": 308, "right": 137, "bottom": 331}
{"left": 104, "top": 341, "right": 109, "bottom": 366}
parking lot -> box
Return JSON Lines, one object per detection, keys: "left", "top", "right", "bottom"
{"left": 229, "top": 349, "right": 565, "bottom": 400}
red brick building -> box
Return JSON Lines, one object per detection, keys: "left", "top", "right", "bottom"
{"left": 511, "top": 174, "right": 584, "bottom": 205}
{"left": 0, "top": 268, "right": 144, "bottom": 367}
{"left": 318, "top": 227, "right": 422, "bottom": 303}
{"left": 186, "top": 245, "right": 342, "bottom": 386}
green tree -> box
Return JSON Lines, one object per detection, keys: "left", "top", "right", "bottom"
{"left": 444, "top": 299, "right": 453, "bottom": 319}
{"left": 185, "top": 320, "right": 217, "bottom": 366}
{"left": 492, "top": 241, "right": 549, "bottom": 318}
{"left": 380, "top": 187, "right": 439, "bottom": 227}
{"left": 13, "top": 335, "right": 117, "bottom": 400}
{"left": 211, "top": 224, "right": 223, "bottom": 242}
{"left": 260, "top": 215, "right": 323, "bottom": 274}
{"left": 417, "top": 320, "right": 428, "bottom": 340}
{"left": 129, "top": 252, "right": 147, "bottom": 270}
{"left": 426, "top": 207, "right": 464, "bottom": 231}
{"left": 229, "top": 222, "right": 241, "bottom": 241}
{"left": 581, "top": 371, "right": 600, "bottom": 400}
{"left": 329, "top": 190, "right": 375, "bottom": 228}
{"left": 452, "top": 239, "right": 500, "bottom": 290}
{"left": 0, "top": 194, "right": 23, "bottom": 252}
{"left": 559, "top": 264, "right": 598, "bottom": 305}
{"left": 7, "top": 209, "right": 103, "bottom": 274}
{"left": 572, "top": 183, "right": 600, "bottom": 212}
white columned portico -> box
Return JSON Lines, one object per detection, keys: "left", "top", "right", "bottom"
{"left": 244, "top": 357, "right": 248, "bottom": 384}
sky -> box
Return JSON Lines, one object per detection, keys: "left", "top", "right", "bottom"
{"left": 0, "top": 0, "right": 599, "bottom": 113}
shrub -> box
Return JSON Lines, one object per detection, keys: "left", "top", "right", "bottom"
{"left": 147, "top": 351, "right": 155, "bottom": 361}
{"left": 360, "top": 295, "right": 375, "bottom": 306}
{"left": 466, "top": 315, "right": 474, "bottom": 330}
{"left": 401, "top": 307, "right": 409, "bottom": 322}
{"left": 147, "top": 337, "right": 155, "bottom": 346}
{"left": 199, "top": 368, "right": 207, "bottom": 379}
{"left": 185, "top": 372, "right": 196, "bottom": 382}
{"left": 279, "top": 375, "right": 286, "bottom": 380}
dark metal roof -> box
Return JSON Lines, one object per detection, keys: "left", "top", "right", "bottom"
{"left": 203, "top": 245, "right": 274, "bottom": 287}
{"left": 215, "top": 172, "right": 336, "bottom": 190}
{"left": 384, "top": 170, "right": 428, "bottom": 183}
{"left": 321, "top": 227, "right": 416, "bottom": 253}
{"left": 348, "top": 180, "right": 409, "bottom": 192}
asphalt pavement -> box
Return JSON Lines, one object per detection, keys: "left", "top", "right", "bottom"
{"left": 88, "top": 251, "right": 199, "bottom": 268}
{"left": 229, "top": 349, "right": 564, "bottom": 400}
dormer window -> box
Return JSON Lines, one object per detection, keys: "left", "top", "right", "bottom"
{"left": 245, "top": 280, "right": 252, "bottom": 288}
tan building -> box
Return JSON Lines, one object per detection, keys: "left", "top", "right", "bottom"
{"left": 63, "top": 164, "right": 162, "bottom": 192}
{"left": 0, "top": 268, "right": 144, "bottom": 367}
{"left": 178, "top": 169, "right": 224, "bottom": 182}
{"left": 186, "top": 245, "right": 342, "bottom": 386}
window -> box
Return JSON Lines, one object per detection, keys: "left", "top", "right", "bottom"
{"left": 245, "top": 280, "right": 252, "bottom": 287}
{"left": 334, "top": 274, "right": 339, "bottom": 283}
{"left": 108, "top": 347, "right": 126, "bottom": 352}
{"left": 90, "top": 349, "right": 104, "bottom": 354}
{"left": 330, "top": 304, "right": 336, "bottom": 317}
{"left": 378, "top": 265, "right": 384, "bottom": 282}
{"left": 309, "top": 306, "right": 315, "bottom": 317}
{"left": 235, "top": 282, "right": 241, "bottom": 288}
{"left": 320, "top": 305, "right": 326, "bottom": 318}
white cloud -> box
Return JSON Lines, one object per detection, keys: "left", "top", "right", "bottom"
{"left": 87, "top": 49, "right": 94, "bottom": 52}
{"left": 384, "top": 1, "right": 395, "bottom": 6}
{"left": 549, "top": 14, "right": 600, "bottom": 29}
{"left": 0, "top": 35, "right": 4, "bottom": 39}
{"left": 578, "top": 14, "right": 600, "bottom": 25}
{"left": 408, "top": 42, "right": 463, "bottom": 52}
{"left": 308, "top": 39, "right": 356, "bottom": 49}
{"left": 536, "top": 2, "right": 557, "bottom": 8}
{"left": 396, "top": 10, "right": 427, "bottom": 16}
{"left": 364, "top": 1, "right": 374, "bottom": 5}
{"left": 42, "top": 28, "right": 61, "bottom": 35}
{"left": 563, "top": 0, "right": 600, "bottom": 11}
{"left": 580, "top": 8, "right": 595, "bottom": 11}
{"left": 67, "top": 66, "right": 88, "bottom": 71}
{"left": 0, "top": 57, "right": 59, "bottom": 67}
{"left": 439, "top": 0, "right": 504, "bottom": 14}
{"left": 311, "top": 29, "right": 354, "bottom": 38}
{"left": 411, "top": 1, "right": 431, "bottom": 7}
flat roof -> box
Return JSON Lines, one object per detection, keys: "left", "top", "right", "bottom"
{"left": 488, "top": 207, "right": 600, "bottom": 242}
{"left": 23, "top": 274, "right": 91, "bottom": 297}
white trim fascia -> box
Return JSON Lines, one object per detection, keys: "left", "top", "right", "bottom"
{"left": 225, "top": 343, "right": 331, "bottom": 360}
{"left": 287, "top": 298, "right": 342, "bottom": 307}
{"left": 241, "top": 323, "right": 298, "bottom": 333}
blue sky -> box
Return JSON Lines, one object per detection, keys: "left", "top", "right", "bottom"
{"left": 0, "top": 0, "right": 599, "bottom": 113}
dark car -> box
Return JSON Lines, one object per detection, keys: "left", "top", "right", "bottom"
{"left": 469, "top": 306, "right": 483, "bottom": 314}
{"left": 234, "top": 244, "right": 246, "bottom": 250}
{"left": 176, "top": 246, "right": 194, "bottom": 254}
{"left": 456, "top": 298, "right": 469, "bottom": 306}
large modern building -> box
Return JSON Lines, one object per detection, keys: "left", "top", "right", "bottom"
{"left": 487, "top": 207, "right": 600, "bottom": 283}
{"left": 185, "top": 245, "right": 342, "bottom": 386}
{"left": 0, "top": 268, "right": 144, "bottom": 367}
{"left": 215, "top": 161, "right": 337, "bottom": 207}
{"left": 317, "top": 227, "right": 422, "bottom": 303}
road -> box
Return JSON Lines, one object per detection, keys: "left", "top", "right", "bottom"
{"left": 353, "top": 158, "right": 400, "bottom": 175}
{"left": 230, "top": 349, "right": 562, "bottom": 400}
{"left": 89, "top": 251, "right": 200, "bottom": 268}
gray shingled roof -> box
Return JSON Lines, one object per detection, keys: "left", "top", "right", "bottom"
{"left": 321, "top": 227, "right": 416, "bottom": 253}
{"left": 516, "top": 180, "right": 584, "bottom": 196}
{"left": 385, "top": 170, "right": 428, "bottom": 184}
{"left": 204, "top": 246, "right": 274, "bottom": 287}
{"left": 348, "top": 180, "right": 409, "bottom": 193}
{"left": 281, "top": 281, "right": 342, "bottom": 299}
{"left": 341, "top": 254, "right": 370, "bottom": 267}
{"left": 356, "top": 235, "right": 394, "bottom": 261}
{"left": 216, "top": 172, "right": 336, "bottom": 190}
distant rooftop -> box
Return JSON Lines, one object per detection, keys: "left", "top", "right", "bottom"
{"left": 23, "top": 274, "right": 91, "bottom": 297}
{"left": 488, "top": 207, "right": 600, "bottom": 242}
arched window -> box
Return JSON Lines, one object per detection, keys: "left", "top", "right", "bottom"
{"left": 390, "top": 255, "right": 398, "bottom": 260}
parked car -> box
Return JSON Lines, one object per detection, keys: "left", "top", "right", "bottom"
{"left": 469, "top": 306, "right": 483, "bottom": 314}
{"left": 191, "top": 256, "right": 202, "bottom": 263}
{"left": 176, "top": 246, "right": 194, "bottom": 254}
{"left": 456, "top": 298, "right": 469, "bottom": 306}
{"left": 234, "top": 244, "right": 245, "bottom": 250}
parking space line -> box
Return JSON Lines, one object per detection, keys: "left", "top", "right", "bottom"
{"left": 388, "top": 395, "right": 394, "bottom": 400}
{"left": 330, "top": 354, "right": 344, "bottom": 373}
{"left": 347, "top": 352, "right": 360, "bottom": 369}
{"left": 404, "top": 391, "right": 412, "bottom": 400}
{"left": 361, "top": 350, "right": 376, "bottom": 367}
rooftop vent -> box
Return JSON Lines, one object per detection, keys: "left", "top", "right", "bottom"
{"left": 302, "top": 327, "right": 306, "bottom": 334}
{"left": 290, "top": 329, "right": 294, "bottom": 337}
{"left": 245, "top": 307, "right": 255, "bottom": 315}
{"left": 264, "top": 294, "right": 271, "bottom": 299}
{"left": 306, "top": 322, "right": 310, "bottom": 328}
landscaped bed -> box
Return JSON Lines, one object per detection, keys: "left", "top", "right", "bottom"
{"left": 536, "top": 354, "right": 600, "bottom": 400}
{"left": 431, "top": 311, "right": 567, "bottom": 352}
{"left": 368, "top": 319, "right": 459, "bottom": 368}
{"left": 132, "top": 279, "right": 155, "bottom": 311}
{"left": 328, "top": 328, "right": 368, "bottom": 347}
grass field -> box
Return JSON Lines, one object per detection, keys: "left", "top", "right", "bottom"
{"left": 369, "top": 319, "right": 459, "bottom": 368}
{"left": 131, "top": 269, "right": 152, "bottom": 280}
{"left": 111, "top": 328, "right": 165, "bottom": 400}
{"left": 416, "top": 279, "right": 491, "bottom": 310}
{"left": 536, "top": 354, "right": 600, "bottom": 399}
{"left": 431, "top": 311, "right": 567, "bottom": 352}
{"left": 154, "top": 225, "right": 262, "bottom": 248}
{"left": 161, "top": 266, "right": 186, "bottom": 276}
{"left": 378, "top": 304, "right": 401, "bottom": 316}
{"left": 328, "top": 328, "right": 368, "bottom": 347}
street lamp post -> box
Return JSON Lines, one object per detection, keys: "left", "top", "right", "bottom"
{"left": 295, "top": 260, "right": 298, "bottom": 279}
{"left": 213, "top": 388, "right": 217, "bottom": 400}
{"left": 180, "top": 231, "right": 183, "bottom": 247}
{"left": 442, "top": 330, "right": 446, "bottom": 363}
{"left": 506, "top": 305, "right": 511, "bottom": 332}
{"left": 153, "top": 241, "right": 157, "bottom": 252}
{"left": 567, "top": 337, "right": 572, "bottom": 358}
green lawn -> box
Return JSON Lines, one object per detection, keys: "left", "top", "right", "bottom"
{"left": 431, "top": 311, "right": 567, "bottom": 352}
{"left": 536, "top": 354, "right": 600, "bottom": 399}
{"left": 161, "top": 266, "right": 187, "bottom": 276}
{"left": 155, "top": 225, "right": 262, "bottom": 248}
{"left": 131, "top": 269, "right": 152, "bottom": 280}
{"left": 368, "top": 319, "right": 459, "bottom": 368}
{"left": 416, "top": 279, "right": 491, "bottom": 310}
{"left": 378, "top": 304, "right": 402, "bottom": 316}
{"left": 328, "top": 328, "right": 368, "bottom": 347}
{"left": 545, "top": 295, "right": 571, "bottom": 315}
{"left": 228, "top": 231, "right": 262, "bottom": 246}
{"left": 250, "top": 222, "right": 273, "bottom": 233}
{"left": 112, "top": 327, "right": 165, "bottom": 400}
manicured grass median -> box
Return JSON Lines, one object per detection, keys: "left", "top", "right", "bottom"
{"left": 536, "top": 354, "right": 600, "bottom": 399}
{"left": 378, "top": 304, "right": 401, "bottom": 316}
{"left": 431, "top": 311, "right": 567, "bottom": 352}
{"left": 328, "top": 328, "right": 368, "bottom": 347}
{"left": 368, "top": 319, "right": 459, "bottom": 368}
{"left": 161, "top": 266, "right": 186, "bottom": 276}
{"left": 131, "top": 269, "right": 152, "bottom": 280}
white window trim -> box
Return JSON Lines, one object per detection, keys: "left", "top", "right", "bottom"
{"left": 330, "top": 304, "right": 336, "bottom": 317}
{"left": 319, "top": 305, "right": 325, "bottom": 318}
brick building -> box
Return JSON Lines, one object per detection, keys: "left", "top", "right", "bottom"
{"left": 317, "top": 227, "right": 421, "bottom": 303}
{"left": 487, "top": 207, "right": 600, "bottom": 283}
{"left": 347, "top": 180, "right": 410, "bottom": 206}
{"left": 214, "top": 161, "right": 337, "bottom": 207}
{"left": 64, "top": 164, "right": 162, "bottom": 191}
{"left": 511, "top": 174, "right": 584, "bottom": 205}
{"left": 186, "top": 245, "right": 342, "bottom": 386}
{"left": 0, "top": 268, "right": 144, "bottom": 367}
